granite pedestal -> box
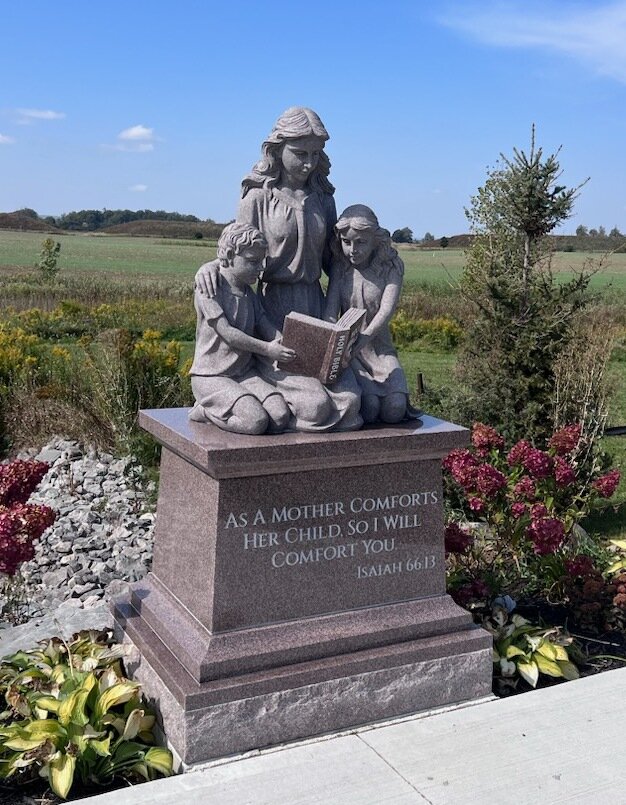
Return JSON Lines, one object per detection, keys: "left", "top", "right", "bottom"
{"left": 112, "top": 409, "right": 492, "bottom": 765}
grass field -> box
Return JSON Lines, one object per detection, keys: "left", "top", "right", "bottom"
{"left": 4, "top": 230, "right": 626, "bottom": 290}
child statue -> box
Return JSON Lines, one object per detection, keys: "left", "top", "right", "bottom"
{"left": 325, "top": 205, "right": 421, "bottom": 424}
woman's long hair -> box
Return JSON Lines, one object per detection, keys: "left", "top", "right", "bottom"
{"left": 242, "top": 107, "right": 335, "bottom": 197}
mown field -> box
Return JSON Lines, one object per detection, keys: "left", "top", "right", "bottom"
{"left": 3, "top": 230, "right": 626, "bottom": 289}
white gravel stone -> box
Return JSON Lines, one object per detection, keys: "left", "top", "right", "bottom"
{"left": 15, "top": 437, "right": 156, "bottom": 620}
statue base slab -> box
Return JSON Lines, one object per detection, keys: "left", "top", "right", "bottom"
{"left": 112, "top": 409, "right": 492, "bottom": 764}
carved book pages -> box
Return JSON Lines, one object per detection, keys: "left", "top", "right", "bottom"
{"left": 278, "top": 308, "right": 366, "bottom": 384}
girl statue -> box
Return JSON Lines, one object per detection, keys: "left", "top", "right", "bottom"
{"left": 325, "top": 205, "right": 421, "bottom": 424}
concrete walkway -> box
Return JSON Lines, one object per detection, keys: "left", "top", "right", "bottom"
{"left": 78, "top": 666, "right": 626, "bottom": 804}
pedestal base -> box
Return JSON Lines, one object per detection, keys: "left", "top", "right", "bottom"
{"left": 115, "top": 595, "right": 492, "bottom": 764}
{"left": 115, "top": 410, "right": 492, "bottom": 765}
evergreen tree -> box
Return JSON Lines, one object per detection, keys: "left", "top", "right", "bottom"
{"left": 456, "top": 128, "right": 594, "bottom": 443}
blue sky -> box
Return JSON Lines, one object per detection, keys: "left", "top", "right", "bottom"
{"left": 1, "top": 0, "right": 625, "bottom": 236}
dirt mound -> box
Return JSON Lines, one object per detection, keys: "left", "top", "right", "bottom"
{"left": 0, "top": 212, "right": 60, "bottom": 232}
{"left": 101, "top": 219, "right": 226, "bottom": 239}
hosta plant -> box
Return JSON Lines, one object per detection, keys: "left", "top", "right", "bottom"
{"left": 0, "top": 629, "right": 173, "bottom": 800}
{"left": 485, "top": 599, "right": 579, "bottom": 694}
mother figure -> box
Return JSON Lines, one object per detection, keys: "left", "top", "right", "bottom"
{"left": 195, "top": 106, "right": 361, "bottom": 431}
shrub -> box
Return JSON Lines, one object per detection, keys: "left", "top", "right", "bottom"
{"left": 0, "top": 630, "right": 173, "bottom": 799}
{"left": 455, "top": 129, "right": 599, "bottom": 444}
{"left": 0, "top": 460, "right": 55, "bottom": 623}
{"left": 444, "top": 422, "right": 621, "bottom": 604}
{"left": 35, "top": 238, "right": 61, "bottom": 282}
{"left": 390, "top": 312, "right": 463, "bottom": 351}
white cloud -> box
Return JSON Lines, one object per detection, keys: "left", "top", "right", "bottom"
{"left": 103, "top": 124, "right": 160, "bottom": 152}
{"left": 440, "top": 1, "right": 626, "bottom": 83}
{"left": 0, "top": 133, "right": 15, "bottom": 144}
{"left": 129, "top": 184, "right": 148, "bottom": 192}
{"left": 14, "top": 108, "right": 66, "bottom": 124}
{"left": 118, "top": 124, "right": 154, "bottom": 142}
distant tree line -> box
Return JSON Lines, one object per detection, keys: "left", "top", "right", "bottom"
{"left": 575, "top": 224, "right": 622, "bottom": 238}
{"left": 13, "top": 207, "right": 217, "bottom": 231}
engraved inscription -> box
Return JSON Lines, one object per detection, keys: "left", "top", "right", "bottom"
{"left": 225, "top": 491, "right": 440, "bottom": 579}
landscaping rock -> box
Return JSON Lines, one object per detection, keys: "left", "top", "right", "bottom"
{"left": 15, "top": 437, "right": 156, "bottom": 621}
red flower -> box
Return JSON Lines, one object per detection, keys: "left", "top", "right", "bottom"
{"left": 507, "top": 440, "right": 533, "bottom": 467}
{"left": 522, "top": 447, "right": 554, "bottom": 479}
{"left": 468, "top": 497, "right": 485, "bottom": 513}
{"left": 443, "top": 449, "right": 480, "bottom": 492}
{"left": 513, "top": 476, "right": 536, "bottom": 500}
{"left": 526, "top": 517, "right": 565, "bottom": 555}
{"left": 511, "top": 502, "right": 526, "bottom": 519}
{"left": 451, "top": 578, "right": 490, "bottom": 608}
{"left": 530, "top": 503, "right": 548, "bottom": 519}
{"left": 0, "top": 502, "right": 55, "bottom": 576}
{"left": 592, "top": 469, "right": 621, "bottom": 499}
{"left": 565, "top": 555, "right": 595, "bottom": 579}
{"left": 471, "top": 423, "right": 505, "bottom": 455}
{"left": 548, "top": 424, "right": 582, "bottom": 455}
{"left": 554, "top": 456, "right": 576, "bottom": 487}
{"left": 444, "top": 522, "right": 473, "bottom": 555}
{"left": 474, "top": 464, "right": 507, "bottom": 497}
{"left": 0, "top": 460, "right": 49, "bottom": 506}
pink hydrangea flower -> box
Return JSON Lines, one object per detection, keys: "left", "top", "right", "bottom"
{"left": 565, "top": 555, "right": 595, "bottom": 579}
{"left": 443, "top": 449, "right": 480, "bottom": 492}
{"left": 511, "top": 502, "right": 527, "bottom": 519}
{"left": 507, "top": 440, "right": 533, "bottom": 467}
{"left": 513, "top": 476, "right": 536, "bottom": 500}
{"left": 522, "top": 447, "right": 554, "bottom": 479}
{"left": 526, "top": 517, "right": 565, "bottom": 555}
{"left": 468, "top": 497, "right": 485, "bottom": 513}
{"left": 554, "top": 456, "right": 577, "bottom": 487}
{"left": 592, "top": 469, "right": 621, "bottom": 499}
{"left": 474, "top": 464, "right": 507, "bottom": 497}
{"left": 451, "top": 578, "right": 490, "bottom": 608}
{"left": 548, "top": 424, "right": 582, "bottom": 455}
{"left": 471, "top": 423, "right": 505, "bottom": 455}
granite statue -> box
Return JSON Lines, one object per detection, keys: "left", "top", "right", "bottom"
{"left": 192, "top": 107, "right": 421, "bottom": 433}
{"left": 193, "top": 107, "right": 362, "bottom": 433}
{"left": 190, "top": 222, "right": 361, "bottom": 433}
{"left": 325, "top": 205, "right": 421, "bottom": 424}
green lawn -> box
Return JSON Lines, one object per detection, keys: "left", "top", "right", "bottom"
{"left": 0, "top": 230, "right": 217, "bottom": 278}
{"left": 4, "top": 230, "right": 626, "bottom": 290}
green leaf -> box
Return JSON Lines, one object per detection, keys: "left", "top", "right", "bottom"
{"left": 536, "top": 641, "right": 558, "bottom": 661}
{"left": 49, "top": 752, "right": 76, "bottom": 800}
{"left": 607, "top": 559, "right": 626, "bottom": 574}
{"left": 3, "top": 735, "right": 47, "bottom": 751}
{"left": 23, "top": 720, "right": 66, "bottom": 739}
{"left": 33, "top": 696, "right": 60, "bottom": 714}
{"left": 610, "top": 539, "right": 626, "bottom": 550}
{"left": 517, "top": 660, "right": 539, "bottom": 688}
{"left": 553, "top": 645, "right": 570, "bottom": 662}
{"left": 90, "top": 734, "right": 112, "bottom": 757}
{"left": 130, "top": 761, "right": 150, "bottom": 781}
{"left": 95, "top": 683, "right": 140, "bottom": 721}
{"left": 505, "top": 645, "right": 527, "bottom": 659}
{"left": 557, "top": 660, "right": 580, "bottom": 681}
{"left": 534, "top": 653, "right": 563, "bottom": 678}
{"left": 144, "top": 747, "right": 173, "bottom": 777}
{"left": 122, "top": 709, "right": 144, "bottom": 741}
